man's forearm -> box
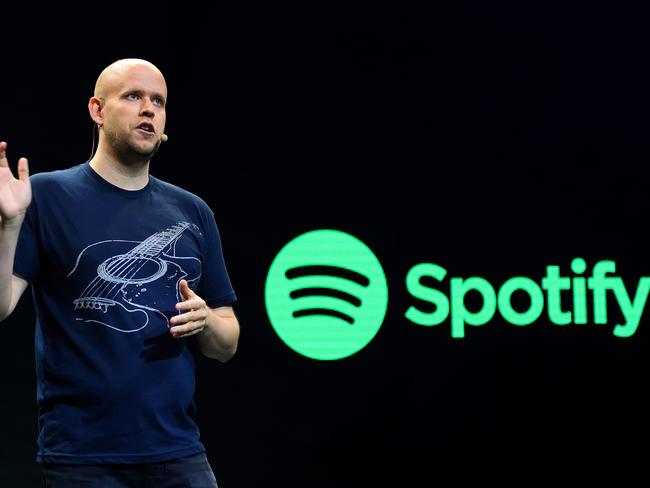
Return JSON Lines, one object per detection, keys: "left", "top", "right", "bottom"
{"left": 196, "top": 306, "right": 240, "bottom": 362}
{"left": 0, "top": 216, "right": 23, "bottom": 320}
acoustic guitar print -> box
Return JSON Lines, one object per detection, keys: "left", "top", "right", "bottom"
{"left": 68, "top": 222, "right": 202, "bottom": 333}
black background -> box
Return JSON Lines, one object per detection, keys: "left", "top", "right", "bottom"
{"left": 1, "top": 3, "right": 648, "bottom": 486}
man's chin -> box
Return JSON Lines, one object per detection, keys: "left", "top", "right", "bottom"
{"left": 131, "top": 140, "right": 160, "bottom": 159}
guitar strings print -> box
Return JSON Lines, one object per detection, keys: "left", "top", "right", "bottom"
{"left": 69, "top": 222, "right": 201, "bottom": 333}
{"left": 79, "top": 223, "right": 190, "bottom": 299}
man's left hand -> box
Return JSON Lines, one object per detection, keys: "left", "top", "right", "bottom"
{"left": 169, "top": 279, "right": 207, "bottom": 338}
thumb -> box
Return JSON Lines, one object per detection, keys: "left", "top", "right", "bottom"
{"left": 179, "top": 279, "right": 196, "bottom": 299}
{"left": 18, "top": 157, "right": 30, "bottom": 181}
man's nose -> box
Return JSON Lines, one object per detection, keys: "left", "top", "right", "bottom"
{"left": 140, "top": 99, "right": 155, "bottom": 118}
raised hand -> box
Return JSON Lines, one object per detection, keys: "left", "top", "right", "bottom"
{"left": 0, "top": 141, "right": 32, "bottom": 224}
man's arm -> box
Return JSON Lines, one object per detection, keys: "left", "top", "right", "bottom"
{"left": 195, "top": 306, "right": 240, "bottom": 362}
{"left": 0, "top": 219, "right": 22, "bottom": 320}
{"left": 0, "top": 141, "right": 32, "bottom": 321}
{"left": 170, "top": 279, "right": 240, "bottom": 362}
{"left": 0, "top": 273, "right": 29, "bottom": 322}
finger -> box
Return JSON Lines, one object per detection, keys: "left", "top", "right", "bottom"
{"left": 175, "top": 297, "right": 205, "bottom": 312}
{"left": 176, "top": 295, "right": 205, "bottom": 310}
{"left": 179, "top": 279, "right": 196, "bottom": 300}
{"left": 17, "top": 157, "right": 29, "bottom": 181}
{"left": 174, "top": 328, "right": 204, "bottom": 339}
{"left": 169, "top": 309, "right": 201, "bottom": 325}
{"left": 0, "top": 141, "right": 7, "bottom": 167}
{"left": 170, "top": 322, "right": 205, "bottom": 338}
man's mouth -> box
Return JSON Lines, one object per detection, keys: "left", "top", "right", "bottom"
{"left": 136, "top": 123, "right": 155, "bottom": 135}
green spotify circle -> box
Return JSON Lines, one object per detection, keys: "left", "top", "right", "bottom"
{"left": 265, "top": 229, "right": 388, "bottom": 360}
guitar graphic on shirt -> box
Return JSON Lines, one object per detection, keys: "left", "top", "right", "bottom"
{"left": 69, "top": 222, "right": 201, "bottom": 333}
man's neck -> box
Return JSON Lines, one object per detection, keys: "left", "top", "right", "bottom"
{"left": 89, "top": 150, "right": 150, "bottom": 191}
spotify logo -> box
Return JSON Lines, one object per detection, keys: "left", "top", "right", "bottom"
{"left": 265, "top": 229, "right": 389, "bottom": 360}
{"left": 266, "top": 229, "right": 644, "bottom": 360}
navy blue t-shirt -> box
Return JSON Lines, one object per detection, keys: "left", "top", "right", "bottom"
{"left": 14, "top": 162, "right": 237, "bottom": 464}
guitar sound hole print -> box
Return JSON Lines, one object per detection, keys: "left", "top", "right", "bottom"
{"left": 67, "top": 222, "right": 202, "bottom": 333}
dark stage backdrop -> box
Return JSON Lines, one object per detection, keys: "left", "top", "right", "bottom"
{"left": 1, "top": 3, "right": 648, "bottom": 487}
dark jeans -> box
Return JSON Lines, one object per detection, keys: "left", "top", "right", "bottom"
{"left": 41, "top": 452, "right": 218, "bottom": 487}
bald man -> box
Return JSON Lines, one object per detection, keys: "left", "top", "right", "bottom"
{"left": 0, "top": 59, "right": 239, "bottom": 487}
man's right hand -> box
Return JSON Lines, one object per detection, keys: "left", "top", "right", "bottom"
{"left": 0, "top": 141, "right": 32, "bottom": 227}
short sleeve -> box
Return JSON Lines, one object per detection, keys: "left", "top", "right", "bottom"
{"left": 13, "top": 198, "right": 40, "bottom": 283}
{"left": 197, "top": 207, "right": 237, "bottom": 308}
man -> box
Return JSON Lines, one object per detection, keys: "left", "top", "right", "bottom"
{"left": 0, "top": 58, "right": 239, "bottom": 487}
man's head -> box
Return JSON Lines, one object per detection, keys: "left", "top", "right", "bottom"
{"left": 88, "top": 58, "right": 167, "bottom": 162}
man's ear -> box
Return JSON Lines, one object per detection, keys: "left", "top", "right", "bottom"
{"left": 88, "top": 97, "right": 104, "bottom": 126}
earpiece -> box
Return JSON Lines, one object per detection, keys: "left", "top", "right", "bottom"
{"left": 160, "top": 134, "right": 168, "bottom": 142}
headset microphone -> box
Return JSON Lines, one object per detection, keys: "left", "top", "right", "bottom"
{"left": 160, "top": 134, "right": 168, "bottom": 142}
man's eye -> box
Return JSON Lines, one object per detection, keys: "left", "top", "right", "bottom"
{"left": 126, "top": 93, "right": 140, "bottom": 100}
{"left": 153, "top": 98, "right": 165, "bottom": 106}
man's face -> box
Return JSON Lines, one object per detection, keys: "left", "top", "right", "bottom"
{"left": 101, "top": 64, "right": 167, "bottom": 157}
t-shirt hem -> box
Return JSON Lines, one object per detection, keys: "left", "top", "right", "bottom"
{"left": 36, "top": 443, "right": 205, "bottom": 465}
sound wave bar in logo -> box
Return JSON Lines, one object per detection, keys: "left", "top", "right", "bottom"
{"left": 286, "top": 265, "right": 370, "bottom": 324}
{"left": 265, "top": 230, "right": 388, "bottom": 360}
